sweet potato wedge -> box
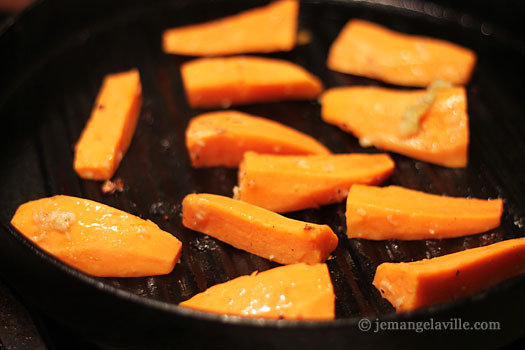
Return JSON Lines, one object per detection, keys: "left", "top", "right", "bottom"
{"left": 180, "top": 263, "right": 334, "bottom": 320}
{"left": 327, "top": 19, "right": 476, "bottom": 87}
{"left": 182, "top": 193, "right": 338, "bottom": 264}
{"left": 373, "top": 237, "right": 525, "bottom": 312}
{"left": 163, "top": 0, "right": 298, "bottom": 56}
{"left": 74, "top": 69, "right": 142, "bottom": 180}
{"left": 186, "top": 110, "right": 330, "bottom": 167}
{"left": 10, "top": 195, "right": 182, "bottom": 277}
{"left": 181, "top": 56, "right": 323, "bottom": 108}
{"left": 235, "top": 152, "right": 394, "bottom": 213}
{"left": 321, "top": 86, "right": 469, "bottom": 168}
{"left": 346, "top": 185, "right": 503, "bottom": 240}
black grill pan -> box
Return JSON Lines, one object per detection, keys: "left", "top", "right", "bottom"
{"left": 1, "top": 0, "right": 525, "bottom": 348}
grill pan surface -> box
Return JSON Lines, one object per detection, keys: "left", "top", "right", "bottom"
{"left": 1, "top": 0, "right": 525, "bottom": 348}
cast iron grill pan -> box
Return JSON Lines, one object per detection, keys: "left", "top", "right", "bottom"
{"left": 1, "top": 0, "right": 525, "bottom": 348}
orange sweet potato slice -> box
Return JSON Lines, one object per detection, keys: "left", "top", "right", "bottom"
{"left": 186, "top": 110, "right": 330, "bottom": 167}
{"left": 346, "top": 185, "right": 503, "bottom": 240}
{"left": 181, "top": 56, "right": 323, "bottom": 108}
{"left": 373, "top": 237, "right": 525, "bottom": 312}
{"left": 180, "top": 263, "right": 334, "bottom": 320}
{"left": 74, "top": 69, "right": 142, "bottom": 180}
{"left": 235, "top": 152, "right": 394, "bottom": 213}
{"left": 10, "top": 195, "right": 182, "bottom": 277}
{"left": 327, "top": 19, "right": 476, "bottom": 87}
{"left": 182, "top": 193, "right": 338, "bottom": 264}
{"left": 321, "top": 86, "right": 469, "bottom": 168}
{"left": 162, "top": 0, "right": 298, "bottom": 56}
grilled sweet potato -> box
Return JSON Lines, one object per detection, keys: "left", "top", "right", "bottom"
{"left": 182, "top": 193, "right": 338, "bottom": 264}
{"left": 186, "top": 110, "right": 330, "bottom": 167}
{"left": 181, "top": 56, "right": 323, "bottom": 108}
{"left": 11, "top": 195, "right": 182, "bottom": 277}
{"left": 163, "top": 0, "right": 298, "bottom": 56}
{"left": 346, "top": 185, "right": 503, "bottom": 240}
{"left": 373, "top": 238, "right": 525, "bottom": 312}
{"left": 180, "top": 263, "right": 335, "bottom": 320}
{"left": 327, "top": 19, "right": 476, "bottom": 87}
{"left": 74, "top": 69, "right": 142, "bottom": 180}
{"left": 235, "top": 152, "right": 394, "bottom": 212}
{"left": 321, "top": 86, "right": 469, "bottom": 168}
